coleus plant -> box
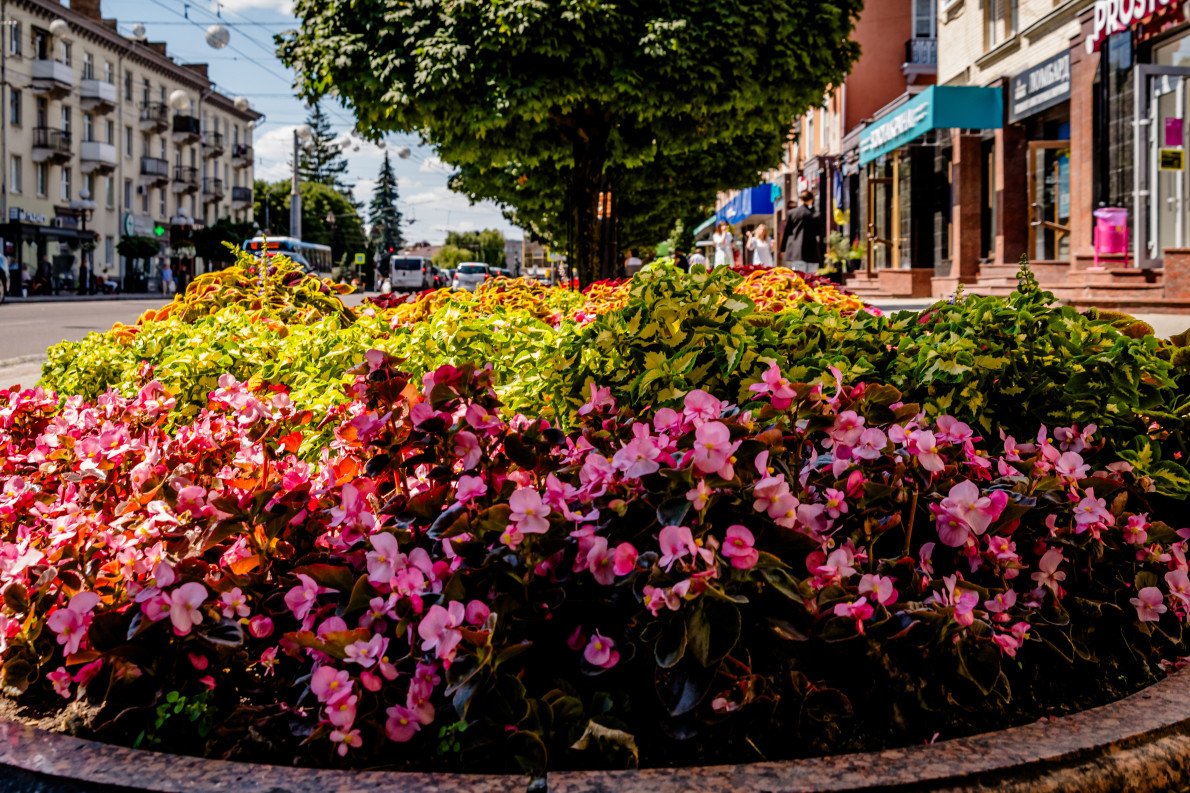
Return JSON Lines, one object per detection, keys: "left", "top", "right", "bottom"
{"left": 0, "top": 354, "right": 1186, "bottom": 774}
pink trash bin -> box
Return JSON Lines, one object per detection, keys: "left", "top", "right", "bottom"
{"left": 1092, "top": 207, "right": 1130, "bottom": 268}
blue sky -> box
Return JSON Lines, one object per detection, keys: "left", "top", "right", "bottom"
{"left": 101, "top": 0, "right": 522, "bottom": 245}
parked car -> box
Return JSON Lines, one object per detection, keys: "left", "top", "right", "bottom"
{"left": 430, "top": 266, "right": 448, "bottom": 288}
{"left": 491, "top": 267, "right": 512, "bottom": 279}
{"left": 388, "top": 256, "right": 432, "bottom": 291}
{"left": 439, "top": 268, "right": 456, "bottom": 287}
{"left": 452, "top": 262, "right": 490, "bottom": 291}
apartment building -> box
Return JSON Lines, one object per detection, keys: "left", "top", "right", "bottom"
{"left": 0, "top": 0, "right": 260, "bottom": 291}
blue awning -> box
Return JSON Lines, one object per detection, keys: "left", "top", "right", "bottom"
{"left": 716, "top": 184, "right": 775, "bottom": 226}
{"left": 859, "top": 86, "right": 1003, "bottom": 166}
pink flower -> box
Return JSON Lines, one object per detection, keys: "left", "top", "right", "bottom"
{"left": 822, "top": 488, "right": 848, "bottom": 520}
{"left": 326, "top": 694, "right": 358, "bottom": 729}
{"left": 46, "top": 590, "right": 100, "bottom": 657}
{"left": 1131, "top": 586, "right": 1167, "bottom": 623}
{"left": 452, "top": 431, "right": 482, "bottom": 470}
{"left": 721, "top": 525, "right": 759, "bottom": 570}
{"left": 612, "top": 543, "right": 639, "bottom": 576}
{"left": 168, "top": 582, "right": 207, "bottom": 636}
{"left": 908, "top": 430, "right": 945, "bottom": 473}
{"left": 858, "top": 574, "right": 897, "bottom": 606}
{"left": 933, "top": 507, "right": 970, "bottom": 548}
{"left": 47, "top": 667, "right": 73, "bottom": 699}
{"left": 749, "top": 362, "right": 797, "bottom": 409}
{"left": 248, "top": 614, "right": 274, "bottom": 638}
{"left": 829, "top": 411, "right": 865, "bottom": 448}
{"left": 344, "top": 634, "right": 388, "bottom": 668}
{"left": 1031, "top": 548, "right": 1067, "bottom": 593}
{"left": 585, "top": 537, "right": 616, "bottom": 585}
{"left": 852, "top": 427, "right": 888, "bottom": 460}
{"left": 612, "top": 432, "right": 663, "bottom": 479}
{"left": 833, "top": 597, "right": 874, "bottom": 633}
{"left": 940, "top": 480, "right": 1007, "bottom": 536}
{"left": 218, "top": 587, "right": 249, "bottom": 620}
{"left": 366, "top": 532, "right": 402, "bottom": 586}
{"left": 508, "top": 487, "right": 551, "bottom": 535}
{"left": 311, "top": 665, "right": 353, "bottom": 705}
{"left": 284, "top": 573, "right": 329, "bottom": 622}
{"left": 464, "top": 402, "right": 502, "bottom": 432}
{"left": 326, "top": 482, "right": 378, "bottom": 537}
{"left": 329, "top": 727, "right": 362, "bottom": 756}
{"left": 659, "top": 525, "right": 698, "bottom": 570}
{"left": 582, "top": 632, "right": 620, "bottom": 669}
{"left": 455, "top": 475, "right": 487, "bottom": 504}
{"left": 1124, "top": 514, "right": 1149, "bottom": 545}
{"left": 691, "top": 421, "right": 740, "bottom": 480}
{"left": 385, "top": 704, "right": 422, "bottom": 742}
{"left": 1166, "top": 570, "right": 1190, "bottom": 608}
{"left": 984, "top": 589, "right": 1017, "bottom": 616}
{"left": 1073, "top": 488, "right": 1114, "bottom": 530}
{"left": 1055, "top": 451, "right": 1090, "bottom": 481}
{"left": 418, "top": 601, "right": 466, "bottom": 663}
{"left": 465, "top": 600, "right": 491, "bottom": 626}
{"left": 686, "top": 478, "right": 714, "bottom": 511}
{"left": 683, "top": 390, "right": 723, "bottom": 423}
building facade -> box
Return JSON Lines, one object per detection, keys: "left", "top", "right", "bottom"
{"left": 1, "top": 0, "right": 259, "bottom": 292}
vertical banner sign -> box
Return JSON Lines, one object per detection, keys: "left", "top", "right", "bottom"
{"left": 1165, "top": 117, "right": 1185, "bottom": 147}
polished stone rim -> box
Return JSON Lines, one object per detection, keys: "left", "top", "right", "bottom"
{"left": 1, "top": 667, "right": 1187, "bottom": 792}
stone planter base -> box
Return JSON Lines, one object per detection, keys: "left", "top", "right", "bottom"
{"left": 0, "top": 668, "right": 1188, "bottom": 792}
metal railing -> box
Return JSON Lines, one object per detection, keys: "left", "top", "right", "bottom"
{"left": 172, "top": 115, "right": 201, "bottom": 136}
{"left": 140, "top": 156, "right": 170, "bottom": 178}
{"left": 905, "top": 37, "right": 937, "bottom": 66}
{"left": 32, "top": 126, "right": 71, "bottom": 152}
{"left": 202, "top": 177, "right": 224, "bottom": 196}
{"left": 139, "top": 102, "right": 169, "bottom": 125}
{"left": 231, "top": 185, "right": 253, "bottom": 203}
{"left": 174, "top": 165, "right": 199, "bottom": 186}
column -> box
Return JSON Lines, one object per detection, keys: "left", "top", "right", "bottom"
{"left": 950, "top": 130, "right": 982, "bottom": 282}
{"left": 994, "top": 122, "right": 1028, "bottom": 264}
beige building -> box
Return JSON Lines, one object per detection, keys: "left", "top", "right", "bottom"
{"left": 1, "top": 0, "right": 260, "bottom": 292}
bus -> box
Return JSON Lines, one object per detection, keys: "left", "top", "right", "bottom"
{"left": 242, "top": 237, "right": 334, "bottom": 280}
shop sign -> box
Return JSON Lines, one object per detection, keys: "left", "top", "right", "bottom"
{"left": 859, "top": 86, "right": 1003, "bottom": 166}
{"left": 8, "top": 207, "right": 48, "bottom": 225}
{"left": 122, "top": 213, "right": 156, "bottom": 237}
{"left": 1085, "top": 0, "right": 1187, "bottom": 53}
{"left": 1009, "top": 52, "right": 1071, "bottom": 123}
{"left": 1160, "top": 148, "right": 1185, "bottom": 170}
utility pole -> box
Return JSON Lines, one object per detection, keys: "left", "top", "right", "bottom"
{"left": 2, "top": 0, "right": 9, "bottom": 222}
{"left": 290, "top": 128, "right": 302, "bottom": 240}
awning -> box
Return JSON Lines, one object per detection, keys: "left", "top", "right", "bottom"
{"left": 715, "top": 184, "right": 776, "bottom": 227}
{"left": 692, "top": 215, "right": 717, "bottom": 237}
{"left": 859, "top": 85, "right": 1003, "bottom": 166}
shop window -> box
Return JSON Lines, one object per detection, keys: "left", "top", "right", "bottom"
{"left": 9, "top": 155, "right": 21, "bottom": 194}
{"left": 984, "top": 0, "right": 1018, "bottom": 50}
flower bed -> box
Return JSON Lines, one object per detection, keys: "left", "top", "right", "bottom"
{"left": 5, "top": 254, "right": 1190, "bottom": 775}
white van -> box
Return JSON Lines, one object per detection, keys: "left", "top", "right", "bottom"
{"left": 452, "top": 262, "right": 490, "bottom": 291}
{"left": 388, "top": 256, "right": 432, "bottom": 292}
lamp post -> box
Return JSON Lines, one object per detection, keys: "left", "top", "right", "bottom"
{"left": 69, "top": 189, "right": 97, "bottom": 295}
{"left": 292, "top": 125, "right": 312, "bottom": 240}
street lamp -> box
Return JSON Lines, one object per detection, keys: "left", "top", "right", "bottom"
{"left": 291, "top": 125, "right": 312, "bottom": 240}
{"left": 69, "top": 189, "right": 97, "bottom": 294}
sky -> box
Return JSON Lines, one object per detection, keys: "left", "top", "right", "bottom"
{"left": 101, "top": 0, "right": 523, "bottom": 245}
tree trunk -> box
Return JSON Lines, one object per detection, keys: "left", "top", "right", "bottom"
{"left": 568, "top": 125, "right": 608, "bottom": 290}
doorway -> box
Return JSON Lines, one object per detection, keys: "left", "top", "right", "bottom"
{"left": 865, "top": 156, "right": 899, "bottom": 274}
{"left": 1027, "top": 141, "right": 1071, "bottom": 261}
{"left": 1135, "top": 64, "right": 1190, "bottom": 266}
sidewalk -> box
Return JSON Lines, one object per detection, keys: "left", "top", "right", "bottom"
{"left": 0, "top": 357, "right": 44, "bottom": 391}
{"left": 7, "top": 293, "right": 169, "bottom": 304}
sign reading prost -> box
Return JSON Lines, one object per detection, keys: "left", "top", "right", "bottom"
{"left": 1086, "top": 0, "right": 1187, "bottom": 53}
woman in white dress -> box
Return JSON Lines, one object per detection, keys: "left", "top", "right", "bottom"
{"left": 746, "top": 223, "right": 774, "bottom": 267}
{"left": 712, "top": 221, "right": 734, "bottom": 268}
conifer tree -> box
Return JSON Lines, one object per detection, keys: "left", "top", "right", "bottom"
{"left": 367, "top": 152, "right": 404, "bottom": 256}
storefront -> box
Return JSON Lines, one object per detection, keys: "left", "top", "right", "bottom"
{"left": 0, "top": 207, "right": 97, "bottom": 294}
{"left": 858, "top": 86, "right": 1002, "bottom": 283}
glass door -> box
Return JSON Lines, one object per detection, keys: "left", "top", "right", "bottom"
{"left": 1152, "top": 74, "right": 1187, "bottom": 255}
{"left": 1027, "top": 141, "right": 1071, "bottom": 261}
{"left": 865, "top": 157, "right": 899, "bottom": 274}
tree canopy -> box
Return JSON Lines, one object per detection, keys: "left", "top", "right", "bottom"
{"left": 445, "top": 229, "right": 506, "bottom": 269}
{"left": 368, "top": 153, "right": 404, "bottom": 257}
{"left": 253, "top": 179, "right": 366, "bottom": 267}
{"left": 432, "top": 244, "right": 477, "bottom": 271}
{"left": 279, "top": 0, "right": 861, "bottom": 284}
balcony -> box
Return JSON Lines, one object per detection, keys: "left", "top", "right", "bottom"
{"left": 202, "top": 177, "right": 224, "bottom": 202}
{"left": 231, "top": 185, "right": 252, "bottom": 207}
{"left": 172, "top": 114, "right": 201, "bottom": 144}
{"left": 30, "top": 59, "right": 73, "bottom": 97}
{"left": 139, "top": 155, "right": 170, "bottom": 187}
{"left": 139, "top": 102, "right": 169, "bottom": 132}
{"left": 903, "top": 37, "right": 937, "bottom": 83}
{"left": 31, "top": 127, "right": 71, "bottom": 164}
{"left": 231, "top": 143, "right": 253, "bottom": 168}
{"left": 79, "top": 79, "right": 117, "bottom": 114}
{"left": 202, "top": 131, "right": 225, "bottom": 158}
{"left": 172, "top": 165, "right": 199, "bottom": 194}
{"left": 80, "top": 140, "right": 118, "bottom": 174}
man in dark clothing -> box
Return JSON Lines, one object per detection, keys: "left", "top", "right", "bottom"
{"left": 781, "top": 190, "right": 823, "bottom": 273}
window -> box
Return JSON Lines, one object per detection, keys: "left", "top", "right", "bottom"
{"left": 141, "top": 186, "right": 149, "bottom": 213}
{"left": 985, "top": 0, "right": 1018, "bottom": 50}
{"left": 105, "top": 119, "right": 114, "bottom": 144}
{"left": 123, "top": 178, "right": 132, "bottom": 209}
{"left": 105, "top": 176, "right": 114, "bottom": 208}
{"left": 124, "top": 70, "right": 132, "bottom": 101}
{"left": 82, "top": 52, "right": 93, "bottom": 80}
{"left": 61, "top": 41, "right": 71, "bottom": 66}
{"left": 8, "top": 22, "right": 21, "bottom": 57}
{"left": 104, "top": 61, "right": 114, "bottom": 83}
{"left": 159, "top": 189, "right": 166, "bottom": 217}
{"left": 913, "top": 0, "right": 936, "bottom": 39}
{"left": 35, "top": 97, "right": 46, "bottom": 128}
{"left": 9, "top": 155, "right": 21, "bottom": 194}
{"left": 159, "top": 138, "right": 166, "bottom": 159}
{"left": 83, "top": 113, "right": 94, "bottom": 142}
{"left": 805, "top": 113, "right": 814, "bottom": 156}
{"left": 32, "top": 27, "right": 47, "bottom": 60}
{"left": 61, "top": 105, "right": 71, "bottom": 134}
{"left": 124, "top": 125, "right": 133, "bottom": 157}
{"left": 105, "top": 236, "right": 114, "bottom": 271}
{"left": 84, "top": 173, "right": 94, "bottom": 200}
{"left": 141, "top": 77, "right": 150, "bottom": 106}
{"left": 35, "top": 163, "right": 47, "bottom": 197}
{"left": 60, "top": 166, "right": 71, "bottom": 201}
{"left": 159, "top": 85, "right": 166, "bottom": 104}
{"left": 8, "top": 88, "right": 20, "bottom": 126}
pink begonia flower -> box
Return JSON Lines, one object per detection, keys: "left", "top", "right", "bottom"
{"left": 1124, "top": 514, "right": 1150, "bottom": 545}
{"left": 1131, "top": 586, "right": 1168, "bottom": 622}
{"left": 814, "top": 547, "right": 858, "bottom": 584}
{"left": 852, "top": 427, "right": 889, "bottom": 461}
{"left": 1166, "top": 570, "right": 1190, "bottom": 609}
{"left": 833, "top": 597, "right": 874, "bottom": 633}
{"left": 908, "top": 430, "right": 945, "bottom": 473}
{"left": 585, "top": 537, "right": 616, "bottom": 585}
{"left": 993, "top": 630, "right": 1025, "bottom": 658}
{"left": 168, "top": 582, "right": 207, "bottom": 636}
{"left": 829, "top": 411, "right": 866, "bottom": 448}
{"left": 659, "top": 525, "right": 699, "bottom": 570}
{"left": 1054, "top": 423, "right": 1097, "bottom": 453}
{"left": 822, "top": 488, "right": 848, "bottom": 520}
{"left": 753, "top": 474, "right": 791, "bottom": 514}
{"left": 326, "top": 694, "right": 358, "bottom": 729}
{"left": 691, "top": 421, "right": 740, "bottom": 479}
{"left": 1031, "top": 548, "right": 1067, "bottom": 592}
{"left": 686, "top": 478, "right": 714, "bottom": 511}
{"left": 386, "top": 704, "right": 422, "bottom": 742}
{"left": 455, "top": 475, "right": 487, "bottom": 504}
{"left": 721, "top": 525, "right": 759, "bottom": 570}
{"left": 311, "top": 665, "right": 353, "bottom": 705}
{"left": 577, "top": 383, "right": 615, "bottom": 416}
{"left": 508, "top": 487, "right": 551, "bottom": 535}
{"left": 284, "top": 573, "right": 329, "bottom": 622}
{"left": 643, "top": 584, "right": 681, "bottom": 616}
{"left": 175, "top": 485, "right": 208, "bottom": 516}
{"left": 986, "top": 535, "right": 1018, "bottom": 562}
{"left": 366, "top": 532, "right": 402, "bottom": 586}
{"left": 1055, "top": 451, "right": 1090, "bottom": 481}
{"left": 1073, "top": 488, "right": 1114, "bottom": 530}
{"left": 248, "top": 614, "right": 274, "bottom": 638}
{"left": 452, "top": 431, "right": 482, "bottom": 470}
{"left": 326, "top": 482, "right": 378, "bottom": 537}
{"left": 464, "top": 402, "right": 502, "bottom": 432}
{"left": 935, "top": 415, "right": 974, "bottom": 444}
{"left": 858, "top": 573, "right": 898, "bottom": 606}
{"left": 919, "top": 542, "right": 936, "bottom": 577}
{"left": 933, "top": 507, "right": 970, "bottom": 548}
{"left": 613, "top": 543, "right": 639, "bottom": 576}
{"left": 47, "top": 667, "right": 73, "bottom": 699}
{"left": 583, "top": 632, "right": 620, "bottom": 669}
{"left": 465, "top": 600, "right": 491, "bottom": 626}
{"left": 612, "top": 431, "right": 662, "bottom": 479}
{"left": 985, "top": 589, "right": 1017, "bottom": 616}
{"left": 940, "top": 480, "right": 1007, "bottom": 536}
{"left": 329, "top": 727, "right": 362, "bottom": 756}
{"left": 653, "top": 406, "right": 683, "bottom": 434}
{"left": 418, "top": 601, "right": 466, "bottom": 662}
{"left": 953, "top": 587, "right": 979, "bottom": 627}
{"left": 218, "top": 587, "right": 250, "bottom": 620}
{"left": 46, "top": 590, "right": 100, "bottom": 657}
{"left": 749, "top": 362, "right": 797, "bottom": 409}
{"left": 683, "top": 389, "right": 724, "bottom": 424}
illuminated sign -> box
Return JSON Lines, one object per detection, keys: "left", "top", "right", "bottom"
{"left": 1085, "top": 0, "right": 1186, "bottom": 53}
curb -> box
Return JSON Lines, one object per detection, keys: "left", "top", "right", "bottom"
{"left": 0, "top": 355, "right": 45, "bottom": 369}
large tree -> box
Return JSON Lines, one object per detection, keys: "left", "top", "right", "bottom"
{"left": 368, "top": 153, "right": 404, "bottom": 259}
{"left": 253, "top": 179, "right": 366, "bottom": 268}
{"left": 445, "top": 229, "right": 505, "bottom": 269}
{"left": 279, "top": 1, "right": 860, "bottom": 286}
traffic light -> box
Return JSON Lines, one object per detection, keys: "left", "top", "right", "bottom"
{"left": 387, "top": 246, "right": 394, "bottom": 253}
{"left": 153, "top": 224, "right": 166, "bottom": 238}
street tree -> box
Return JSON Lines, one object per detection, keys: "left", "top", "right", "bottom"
{"left": 279, "top": 1, "right": 860, "bottom": 285}
{"left": 445, "top": 229, "right": 505, "bottom": 269}
{"left": 253, "top": 179, "right": 366, "bottom": 268}
{"left": 368, "top": 153, "right": 404, "bottom": 260}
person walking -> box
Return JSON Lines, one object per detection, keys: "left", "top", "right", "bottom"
{"left": 746, "top": 223, "right": 775, "bottom": 267}
{"left": 160, "top": 261, "right": 175, "bottom": 296}
{"left": 781, "top": 191, "right": 824, "bottom": 273}
{"left": 712, "top": 221, "right": 734, "bottom": 268}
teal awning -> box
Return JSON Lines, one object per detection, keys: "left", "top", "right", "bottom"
{"left": 859, "top": 86, "right": 1003, "bottom": 166}
{"left": 692, "top": 215, "right": 716, "bottom": 236}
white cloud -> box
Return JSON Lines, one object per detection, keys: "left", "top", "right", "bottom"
{"left": 218, "top": 0, "right": 295, "bottom": 15}
{"left": 419, "top": 155, "right": 452, "bottom": 174}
